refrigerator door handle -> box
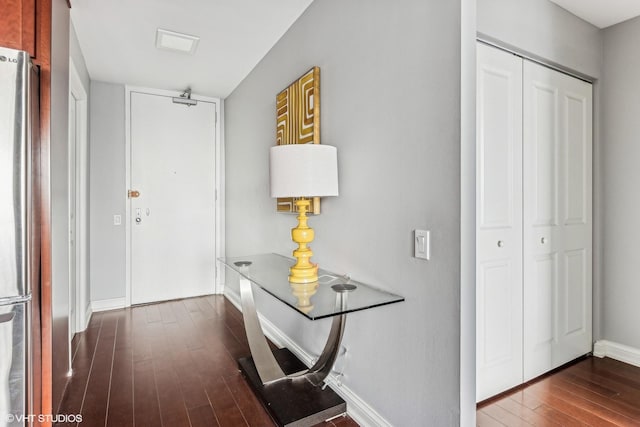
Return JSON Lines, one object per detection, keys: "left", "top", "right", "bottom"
{"left": 0, "top": 312, "right": 15, "bottom": 324}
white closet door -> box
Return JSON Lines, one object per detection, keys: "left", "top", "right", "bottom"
{"left": 523, "top": 61, "right": 592, "bottom": 381}
{"left": 476, "top": 43, "right": 524, "bottom": 401}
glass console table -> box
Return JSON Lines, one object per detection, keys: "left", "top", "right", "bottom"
{"left": 218, "top": 253, "right": 404, "bottom": 426}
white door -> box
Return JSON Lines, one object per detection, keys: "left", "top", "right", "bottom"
{"left": 476, "top": 43, "right": 524, "bottom": 401}
{"left": 130, "top": 91, "right": 217, "bottom": 305}
{"left": 523, "top": 61, "right": 592, "bottom": 381}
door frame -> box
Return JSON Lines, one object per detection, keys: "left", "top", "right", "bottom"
{"left": 68, "top": 58, "right": 89, "bottom": 335}
{"left": 124, "top": 86, "right": 225, "bottom": 307}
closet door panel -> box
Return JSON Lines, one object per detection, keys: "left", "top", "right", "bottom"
{"left": 476, "top": 43, "right": 523, "bottom": 402}
{"left": 530, "top": 84, "right": 559, "bottom": 227}
{"left": 523, "top": 61, "right": 592, "bottom": 381}
{"left": 558, "top": 76, "right": 592, "bottom": 362}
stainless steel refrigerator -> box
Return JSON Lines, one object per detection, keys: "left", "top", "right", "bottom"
{"left": 0, "top": 46, "right": 40, "bottom": 427}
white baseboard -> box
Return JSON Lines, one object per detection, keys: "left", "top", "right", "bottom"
{"left": 224, "top": 289, "right": 392, "bottom": 427}
{"left": 90, "top": 297, "right": 126, "bottom": 313}
{"left": 593, "top": 340, "right": 640, "bottom": 368}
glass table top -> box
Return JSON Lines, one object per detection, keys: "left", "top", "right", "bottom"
{"left": 219, "top": 253, "right": 404, "bottom": 320}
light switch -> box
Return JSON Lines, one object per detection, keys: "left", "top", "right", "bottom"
{"left": 113, "top": 214, "right": 122, "bottom": 226}
{"left": 414, "top": 229, "right": 430, "bottom": 260}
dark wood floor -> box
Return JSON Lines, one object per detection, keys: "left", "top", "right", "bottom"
{"left": 55, "top": 295, "right": 358, "bottom": 427}
{"left": 477, "top": 357, "right": 640, "bottom": 426}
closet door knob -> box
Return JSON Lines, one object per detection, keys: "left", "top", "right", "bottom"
{"left": 497, "top": 240, "right": 504, "bottom": 248}
{"left": 541, "top": 237, "right": 546, "bottom": 244}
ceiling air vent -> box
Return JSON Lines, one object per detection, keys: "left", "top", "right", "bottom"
{"left": 155, "top": 28, "right": 200, "bottom": 54}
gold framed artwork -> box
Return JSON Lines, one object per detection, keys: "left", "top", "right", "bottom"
{"left": 275, "top": 66, "right": 321, "bottom": 214}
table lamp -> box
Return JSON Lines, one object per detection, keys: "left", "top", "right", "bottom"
{"left": 270, "top": 144, "right": 339, "bottom": 283}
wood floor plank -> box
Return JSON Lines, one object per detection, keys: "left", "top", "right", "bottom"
{"left": 508, "top": 391, "right": 544, "bottom": 411}
{"left": 224, "top": 371, "right": 276, "bottom": 426}
{"left": 555, "top": 370, "right": 619, "bottom": 398}
{"left": 145, "top": 304, "right": 162, "bottom": 323}
{"left": 158, "top": 301, "right": 177, "bottom": 324}
{"left": 547, "top": 374, "right": 640, "bottom": 422}
{"left": 131, "top": 306, "right": 153, "bottom": 362}
{"left": 55, "top": 317, "right": 103, "bottom": 424}
{"left": 133, "top": 359, "right": 162, "bottom": 427}
{"left": 494, "top": 397, "right": 561, "bottom": 426}
{"left": 195, "top": 296, "right": 218, "bottom": 320}
{"left": 481, "top": 404, "right": 531, "bottom": 427}
{"left": 182, "top": 297, "right": 202, "bottom": 313}
{"left": 78, "top": 314, "right": 117, "bottom": 426}
{"left": 170, "top": 299, "right": 203, "bottom": 350}
{"left": 105, "top": 344, "right": 133, "bottom": 427}
{"left": 532, "top": 404, "right": 585, "bottom": 427}
{"left": 526, "top": 381, "right": 627, "bottom": 427}
{"left": 170, "top": 349, "right": 210, "bottom": 410}
{"left": 114, "top": 308, "right": 133, "bottom": 351}
{"left": 549, "top": 381, "right": 640, "bottom": 425}
{"left": 188, "top": 404, "right": 221, "bottom": 427}
{"left": 575, "top": 357, "right": 640, "bottom": 390}
{"left": 477, "top": 410, "right": 507, "bottom": 427}
{"left": 153, "top": 353, "right": 191, "bottom": 427}
{"left": 332, "top": 416, "right": 360, "bottom": 426}
{"left": 205, "top": 375, "right": 249, "bottom": 427}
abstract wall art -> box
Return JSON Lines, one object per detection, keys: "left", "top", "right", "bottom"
{"left": 275, "top": 66, "right": 321, "bottom": 214}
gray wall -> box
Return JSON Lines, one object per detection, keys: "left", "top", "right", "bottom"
{"left": 225, "top": 0, "right": 463, "bottom": 424}
{"left": 601, "top": 17, "right": 640, "bottom": 349}
{"left": 70, "top": 22, "right": 90, "bottom": 93}
{"left": 89, "top": 81, "right": 126, "bottom": 302}
{"left": 69, "top": 18, "right": 91, "bottom": 318}
{"left": 50, "top": 0, "right": 71, "bottom": 412}
{"left": 477, "top": 0, "right": 602, "bottom": 78}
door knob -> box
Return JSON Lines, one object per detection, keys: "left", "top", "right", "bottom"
{"left": 541, "top": 237, "right": 546, "bottom": 244}
{"left": 497, "top": 240, "right": 504, "bottom": 248}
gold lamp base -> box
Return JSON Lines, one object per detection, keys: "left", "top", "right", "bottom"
{"left": 289, "top": 198, "right": 318, "bottom": 283}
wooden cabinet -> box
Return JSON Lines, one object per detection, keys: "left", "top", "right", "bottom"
{"left": 0, "top": 0, "right": 37, "bottom": 57}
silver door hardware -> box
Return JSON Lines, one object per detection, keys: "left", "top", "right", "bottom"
{"left": 497, "top": 240, "right": 504, "bottom": 248}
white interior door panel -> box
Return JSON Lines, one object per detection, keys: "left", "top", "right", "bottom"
{"left": 476, "top": 43, "right": 524, "bottom": 401}
{"left": 523, "top": 61, "right": 592, "bottom": 381}
{"left": 130, "top": 91, "right": 217, "bottom": 305}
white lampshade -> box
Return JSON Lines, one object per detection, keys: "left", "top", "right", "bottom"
{"left": 270, "top": 144, "right": 339, "bottom": 198}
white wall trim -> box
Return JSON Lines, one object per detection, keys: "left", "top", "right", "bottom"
{"left": 91, "top": 297, "right": 127, "bottom": 313}
{"left": 124, "top": 86, "right": 225, "bottom": 307}
{"left": 68, "top": 58, "right": 89, "bottom": 336}
{"left": 215, "top": 98, "right": 226, "bottom": 294}
{"left": 593, "top": 340, "right": 640, "bottom": 368}
{"left": 223, "top": 289, "right": 392, "bottom": 427}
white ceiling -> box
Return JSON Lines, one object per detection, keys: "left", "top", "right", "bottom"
{"left": 70, "top": 0, "right": 314, "bottom": 98}
{"left": 548, "top": 0, "right": 640, "bottom": 29}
